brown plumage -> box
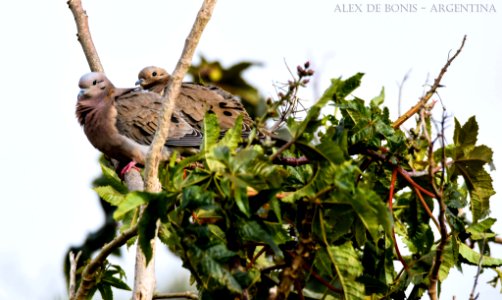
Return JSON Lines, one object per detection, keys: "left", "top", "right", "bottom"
{"left": 76, "top": 72, "right": 202, "bottom": 168}
{"left": 136, "top": 66, "right": 254, "bottom": 132}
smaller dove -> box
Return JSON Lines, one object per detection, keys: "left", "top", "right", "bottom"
{"left": 136, "top": 66, "right": 254, "bottom": 132}
{"left": 76, "top": 72, "right": 202, "bottom": 175}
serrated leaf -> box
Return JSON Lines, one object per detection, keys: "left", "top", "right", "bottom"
{"left": 238, "top": 220, "right": 283, "bottom": 258}
{"left": 113, "top": 192, "right": 149, "bottom": 220}
{"left": 438, "top": 238, "right": 456, "bottom": 282}
{"left": 203, "top": 113, "right": 226, "bottom": 172}
{"left": 218, "top": 114, "right": 243, "bottom": 152}
{"left": 370, "top": 87, "right": 385, "bottom": 108}
{"left": 453, "top": 116, "right": 478, "bottom": 150}
{"left": 94, "top": 186, "right": 125, "bottom": 206}
{"left": 459, "top": 242, "right": 502, "bottom": 267}
{"left": 196, "top": 245, "right": 242, "bottom": 294}
{"left": 327, "top": 242, "right": 365, "bottom": 300}
{"left": 466, "top": 218, "right": 497, "bottom": 240}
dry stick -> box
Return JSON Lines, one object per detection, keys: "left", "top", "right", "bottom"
{"left": 68, "top": 0, "right": 144, "bottom": 299}
{"left": 469, "top": 239, "right": 486, "bottom": 300}
{"left": 68, "top": 251, "right": 82, "bottom": 300}
{"left": 392, "top": 35, "right": 467, "bottom": 129}
{"left": 67, "top": 0, "right": 103, "bottom": 73}
{"left": 136, "top": 1, "right": 217, "bottom": 298}
{"left": 74, "top": 225, "right": 139, "bottom": 300}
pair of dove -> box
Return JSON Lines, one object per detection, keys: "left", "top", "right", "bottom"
{"left": 76, "top": 66, "right": 253, "bottom": 175}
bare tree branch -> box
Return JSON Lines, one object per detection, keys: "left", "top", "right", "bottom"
{"left": 74, "top": 225, "right": 138, "bottom": 300}
{"left": 68, "top": 251, "right": 82, "bottom": 300}
{"left": 134, "top": 1, "right": 217, "bottom": 298}
{"left": 68, "top": 1, "right": 145, "bottom": 299}
{"left": 392, "top": 35, "right": 466, "bottom": 129}
{"left": 143, "top": 0, "right": 217, "bottom": 191}
{"left": 67, "top": 0, "right": 103, "bottom": 72}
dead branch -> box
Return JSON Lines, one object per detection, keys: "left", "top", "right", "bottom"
{"left": 74, "top": 225, "right": 138, "bottom": 300}
{"left": 68, "top": 251, "right": 82, "bottom": 300}
{"left": 67, "top": 0, "right": 103, "bottom": 72}
{"left": 392, "top": 35, "right": 466, "bottom": 129}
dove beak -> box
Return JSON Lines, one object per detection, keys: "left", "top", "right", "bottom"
{"left": 78, "top": 89, "right": 85, "bottom": 99}
{"left": 135, "top": 79, "right": 143, "bottom": 86}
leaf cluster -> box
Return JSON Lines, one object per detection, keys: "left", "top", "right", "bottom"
{"left": 90, "top": 65, "right": 500, "bottom": 299}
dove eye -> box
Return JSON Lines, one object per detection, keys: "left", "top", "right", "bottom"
{"left": 92, "top": 80, "right": 97, "bottom": 85}
{"left": 152, "top": 71, "right": 157, "bottom": 77}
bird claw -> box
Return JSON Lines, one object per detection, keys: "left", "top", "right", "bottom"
{"left": 119, "top": 161, "right": 141, "bottom": 178}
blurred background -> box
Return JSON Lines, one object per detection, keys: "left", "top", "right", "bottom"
{"left": 0, "top": 0, "right": 501, "bottom": 298}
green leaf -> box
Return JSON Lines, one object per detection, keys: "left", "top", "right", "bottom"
{"left": 113, "top": 192, "right": 149, "bottom": 220}
{"left": 97, "top": 283, "right": 113, "bottom": 300}
{"left": 102, "top": 274, "right": 131, "bottom": 291}
{"left": 238, "top": 220, "right": 283, "bottom": 258}
{"left": 466, "top": 218, "right": 497, "bottom": 240}
{"left": 218, "top": 114, "right": 243, "bottom": 152}
{"left": 459, "top": 242, "right": 502, "bottom": 267}
{"left": 138, "top": 195, "right": 171, "bottom": 264}
{"left": 453, "top": 116, "right": 478, "bottom": 150}
{"left": 370, "top": 87, "right": 385, "bottom": 108}
{"left": 203, "top": 113, "right": 226, "bottom": 172}
{"left": 94, "top": 186, "right": 125, "bottom": 206}
{"left": 438, "top": 238, "right": 456, "bottom": 282}
{"left": 193, "top": 244, "right": 243, "bottom": 294}
{"left": 327, "top": 242, "right": 365, "bottom": 300}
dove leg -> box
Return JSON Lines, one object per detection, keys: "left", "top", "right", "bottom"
{"left": 119, "top": 161, "right": 141, "bottom": 178}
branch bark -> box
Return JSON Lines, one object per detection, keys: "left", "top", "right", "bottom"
{"left": 67, "top": 0, "right": 103, "bottom": 72}
{"left": 392, "top": 35, "right": 467, "bottom": 129}
{"left": 136, "top": 0, "right": 218, "bottom": 298}
{"left": 74, "top": 225, "right": 138, "bottom": 300}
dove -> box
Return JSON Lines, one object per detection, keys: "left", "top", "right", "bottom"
{"left": 76, "top": 72, "right": 202, "bottom": 175}
{"left": 136, "top": 66, "right": 254, "bottom": 132}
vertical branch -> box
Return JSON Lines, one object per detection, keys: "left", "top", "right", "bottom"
{"left": 68, "top": 251, "right": 82, "bottom": 300}
{"left": 135, "top": 1, "right": 218, "bottom": 299}
{"left": 67, "top": 0, "right": 104, "bottom": 72}
{"left": 68, "top": 0, "right": 144, "bottom": 298}
{"left": 143, "top": 0, "right": 217, "bottom": 190}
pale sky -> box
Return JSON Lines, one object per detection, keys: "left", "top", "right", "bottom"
{"left": 0, "top": 0, "right": 501, "bottom": 299}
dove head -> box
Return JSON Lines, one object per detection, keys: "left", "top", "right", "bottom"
{"left": 136, "top": 66, "right": 170, "bottom": 90}
{"left": 78, "top": 72, "right": 113, "bottom": 100}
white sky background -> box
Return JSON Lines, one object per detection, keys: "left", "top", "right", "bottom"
{"left": 0, "top": 0, "right": 501, "bottom": 299}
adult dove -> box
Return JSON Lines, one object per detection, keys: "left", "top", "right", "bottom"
{"left": 76, "top": 72, "right": 202, "bottom": 175}
{"left": 136, "top": 66, "right": 254, "bottom": 132}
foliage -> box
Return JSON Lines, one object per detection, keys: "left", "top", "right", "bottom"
{"left": 76, "top": 62, "right": 501, "bottom": 299}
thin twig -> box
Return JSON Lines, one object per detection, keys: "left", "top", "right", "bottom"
{"left": 392, "top": 35, "right": 467, "bottom": 129}
{"left": 153, "top": 291, "right": 199, "bottom": 299}
{"left": 469, "top": 239, "right": 486, "bottom": 300}
{"left": 67, "top": 0, "right": 103, "bottom": 72}
{"left": 427, "top": 109, "right": 448, "bottom": 300}
{"left": 396, "top": 69, "right": 411, "bottom": 117}
{"left": 74, "top": 225, "right": 138, "bottom": 299}
{"left": 388, "top": 168, "right": 409, "bottom": 271}
{"left": 68, "top": 251, "right": 82, "bottom": 300}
